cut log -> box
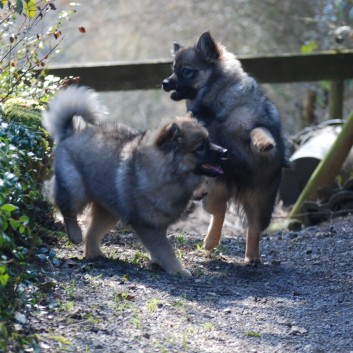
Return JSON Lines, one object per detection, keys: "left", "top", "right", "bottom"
{"left": 289, "top": 109, "right": 353, "bottom": 221}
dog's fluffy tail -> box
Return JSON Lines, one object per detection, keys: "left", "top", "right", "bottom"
{"left": 42, "top": 86, "right": 107, "bottom": 142}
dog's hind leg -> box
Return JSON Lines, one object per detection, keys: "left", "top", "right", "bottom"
{"left": 53, "top": 175, "right": 85, "bottom": 244}
{"left": 244, "top": 227, "right": 261, "bottom": 265}
{"left": 54, "top": 156, "right": 89, "bottom": 244}
{"left": 202, "top": 183, "right": 229, "bottom": 250}
{"left": 134, "top": 225, "right": 191, "bottom": 277}
{"left": 84, "top": 204, "right": 118, "bottom": 259}
{"left": 242, "top": 185, "right": 278, "bottom": 264}
{"left": 63, "top": 215, "right": 82, "bottom": 245}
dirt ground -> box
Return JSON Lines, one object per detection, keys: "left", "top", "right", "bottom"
{"left": 11, "top": 206, "right": 353, "bottom": 353}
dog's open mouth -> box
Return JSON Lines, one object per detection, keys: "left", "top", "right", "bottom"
{"left": 198, "top": 163, "right": 224, "bottom": 177}
{"left": 170, "top": 90, "right": 186, "bottom": 101}
{"left": 170, "top": 88, "right": 198, "bottom": 101}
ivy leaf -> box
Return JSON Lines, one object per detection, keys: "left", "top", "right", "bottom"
{"left": 19, "top": 215, "right": 29, "bottom": 224}
{"left": 24, "top": 0, "right": 36, "bottom": 18}
{"left": 2, "top": 219, "right": 9, "bottom": 231}
{"left": 0, "top": 265, "right": 9, "bottom": 286}
{"left": 9, "top": 218, "right": 20, "bottom": 230}
{"left": 15, "top": 0, "right": 23, "bottom": 14}
{"left": 1, "top": 204, "right": 18, "bottom": 213}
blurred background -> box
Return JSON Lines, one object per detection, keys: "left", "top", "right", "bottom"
{"left": 46, "top": 0, "right": 353, "bottom": 133}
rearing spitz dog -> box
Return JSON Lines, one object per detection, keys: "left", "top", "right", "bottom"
{"left": 42, "top": 86, "right": 227, "bottom": 276}
{"left": 163, "top": 32, "right": 290, "bottom": 264}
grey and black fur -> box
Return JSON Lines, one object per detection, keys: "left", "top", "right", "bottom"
{"left": 43, "top": 86, "right": 227, "bottom": 276}
{"left": 163, "top": 32, "right": 290, "bottom": 264}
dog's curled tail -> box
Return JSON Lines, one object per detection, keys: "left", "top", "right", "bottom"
{"left": 42, "top": 86, "right": 107, "bottom": 142}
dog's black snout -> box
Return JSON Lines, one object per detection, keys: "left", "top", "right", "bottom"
{"left": 220, "top": 148, "right": 229, "bottom": 160}
{"left": 162, "top": 77, "right": 176, "bottom": 92}
{"left": 162, "top": 79, "right": 171, "bottom": 91}
{"left": 210, "top": 143, "right": 228, "bottom": 160}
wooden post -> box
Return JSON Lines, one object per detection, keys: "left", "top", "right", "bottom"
{"left": 329, "top": 80, "right": 344, "bottom": 119}
{"left": 289, "top": 109, "right": 353, "bottom": 220}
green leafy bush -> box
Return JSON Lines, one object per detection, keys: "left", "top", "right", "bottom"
{"left": 0, "top": 1, "right": 80, "bottom": 350}
{"left": 0, "top": 102, "right": 53, "bottom": 351}
{"left": 0, "top": 0, "right": 78, "bottom": 103}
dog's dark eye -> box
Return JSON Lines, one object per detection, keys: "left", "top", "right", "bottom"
{"left": 181, "top": 67, "right": 194, "bottom": 79}
{"left": 194, "top": 143, "right": 206, "bottom": 155}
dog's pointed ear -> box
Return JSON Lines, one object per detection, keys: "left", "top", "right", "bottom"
{"left": 196, "top": 31, "right": 220, "bottom": 61}
{"left": 172, "top": 42, "right": 183, "bottom": 55}
{"left": 156, "top": 122, "right": 182, "bottom": 152}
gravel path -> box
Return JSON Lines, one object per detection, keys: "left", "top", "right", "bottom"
{"left": 19, "top": 213, "right": 353, "bottom": 353}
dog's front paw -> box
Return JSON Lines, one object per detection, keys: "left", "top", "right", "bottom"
{"left": 171, "top": 268, "right": 192, "bottom": 277}
{"left": 244, "top": 256, "right": 261, "bottom": 266}
{"left": 254, "top": 140, "right": 274, "bottom": 152}
{"left": 151, "top": 260, "right": 192, "bottom": 277}
{"left": 193, "top": 191, "right": 208, "bottom": 201}
{"left": 250, "top": 127, "right": 275, "bottom": 152}
{"left": 85, "top": 246, "right": 105, "bottom": 259}
{"left": 203, "top": 235, "right": 220, "bottom": 251}
{"left": 66, "top": 223, "right": 83, "bottom": 244}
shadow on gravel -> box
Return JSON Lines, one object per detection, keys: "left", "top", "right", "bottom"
{"left": 30, "top": 218, "right": 353, "bottom": 352}
{"left": 56, "top": 248, "right": 295, "bottom": 305}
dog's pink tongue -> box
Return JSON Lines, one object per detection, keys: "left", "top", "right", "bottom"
{"left": 203, "top": 164, "right": 224, "bottom": 175}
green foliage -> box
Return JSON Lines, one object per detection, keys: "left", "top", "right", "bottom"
{"left": 0, "top": 105, "right": 52, "bottom": 350}
{"left": 300, "top": 40, "right": 319, "bottom": 54}
{"left": 146, "top": 298, "right": 160, "bottom": 313}
{"left": 0, "top": 1, "right": 79, "bottom": 103}
{"left": 201, "top": 322, "right": 215, "bottom": 331}
{"left": 0, "top": 3, "right": 74, "bottom": 348}
{"left": 245, "top": 330, "right": 261, "bottom": 338}
{"left": 300, "top": 1, "right": 353, "bottom": 52}
{"left": 3, "top": 97, "right": 43, "bottom": 127}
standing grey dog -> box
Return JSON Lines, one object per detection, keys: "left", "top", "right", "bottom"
{"left": 43, "top": 86, "right": 227, "bottom": 276}
{"left": 163, "top": 32, "right": 290, "bottom": 264}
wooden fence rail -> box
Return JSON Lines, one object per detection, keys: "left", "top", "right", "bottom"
{"left": 46, "top": 50, "right": 353, "bottom": 91}
{"left": 45, "top": 50, "right": 353, "bottom": 118}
